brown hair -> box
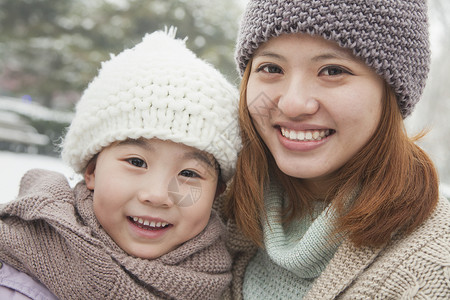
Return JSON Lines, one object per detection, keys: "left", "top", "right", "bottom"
{"left": 225, "top": 60, "right": 439, "bottom": 248}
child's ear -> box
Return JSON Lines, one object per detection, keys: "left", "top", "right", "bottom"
{"left": 215, "top": 180, "right": 226, "bottom": 198}
{"left": 84, "top": 159, "right": 97, "bottom": 190}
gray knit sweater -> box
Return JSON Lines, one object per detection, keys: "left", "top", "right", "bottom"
{"left": 222, "top": 195, "right": 450, "bottom": 299}
{"left": 0, "top": 169, "right": 232, "bottom": 300}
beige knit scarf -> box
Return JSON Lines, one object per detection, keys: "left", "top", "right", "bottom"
{"left": 0, "top": 169, "right": 231, "bottom": 299}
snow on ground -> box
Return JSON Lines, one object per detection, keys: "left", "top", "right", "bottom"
{"left": 1, "top": 151, "right": 449, "bottom": 204}
{"left": 1, "top": 151, "right": 82, "bottom": 203}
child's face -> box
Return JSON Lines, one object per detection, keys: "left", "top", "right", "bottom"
{"left": 84, "top": 138, "right": 220, "bottom": 259}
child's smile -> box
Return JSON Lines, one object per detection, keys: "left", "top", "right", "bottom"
{"left": 127, "top": 216, "right": 172, "bottom": 239}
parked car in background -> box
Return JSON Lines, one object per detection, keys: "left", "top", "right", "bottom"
{"left": 0, "top": 110, "right": 49, "bottom": 153}
{"left": 0, "top": 96, "right": 72, "bottom": 156}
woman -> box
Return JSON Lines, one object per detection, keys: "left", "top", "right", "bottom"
{"left": 223, "top": 0, "right": 450, "bottom": 299}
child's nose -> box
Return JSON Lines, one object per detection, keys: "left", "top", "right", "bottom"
{"left": 137, "top": 179, "right": 174, "bottom": 208}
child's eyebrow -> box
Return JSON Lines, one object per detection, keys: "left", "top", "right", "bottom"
{"left": 117, "top": 139, "right": 153, "bottom": 150}
{"left": 117, "top": 139, "right": 217, "bottom": 170}
{"left": 183, "top": 151, "right": 216, "bottom": 170}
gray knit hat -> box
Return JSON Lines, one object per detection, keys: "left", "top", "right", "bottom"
{"left": 235, "top": 0, "right": 431, "bottom": 118}
{"left": 62, "top": 28, "right": 240, "bottom": 181}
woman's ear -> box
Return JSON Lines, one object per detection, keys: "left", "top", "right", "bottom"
{"left": 84, "top": 159, "right": 97, "bottom": 190}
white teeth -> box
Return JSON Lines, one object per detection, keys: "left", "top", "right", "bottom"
{"left": 281, "top": 127, "right": 330, "bottom": 141}
{"left": 298, "top": 131, "right": 305, "bottom": 140}
{"left": 131, "top": 217, "right": 169, "bottom": 228}
{"left": 289, "top": 131, "right": 296, "bottom": 139}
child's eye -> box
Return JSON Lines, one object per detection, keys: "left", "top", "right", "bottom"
{"left": 256, "top": 63, "right": 283, "bottom": 74}
{"left": 179, "top": 169, "right": 200, "bottom": 178}
{"left": 126, "top": 158, "right": 147, "bottom": 168}
{"left": 319, "top": 65, "right": 352, "bottom": 76}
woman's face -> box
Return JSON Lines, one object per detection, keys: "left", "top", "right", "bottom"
{"left": 247, "top": 33, "right": 384, "bottom": 188}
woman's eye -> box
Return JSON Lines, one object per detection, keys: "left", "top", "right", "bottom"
{"left": 256, "top": 64, "right": 283, "bottom": 74}
{"left": 179, "top": 169, "right": 200, "bottom": 178}
{"left": 127, "top": 158, "right": 147, "bottom": 168}
{"left": 319, "top": 66, "right": 351, "bottom": 76}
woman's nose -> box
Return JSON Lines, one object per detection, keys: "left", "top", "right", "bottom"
{"left": 277, "top": 75, "right": 319, "bottom": 118}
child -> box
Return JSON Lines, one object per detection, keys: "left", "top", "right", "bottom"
{"left": 0, "top": 28, "right": 240, "bottom": 299}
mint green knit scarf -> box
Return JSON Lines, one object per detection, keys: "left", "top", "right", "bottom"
{"left": 243, "top": 182, "right": 343, "bottom": 299}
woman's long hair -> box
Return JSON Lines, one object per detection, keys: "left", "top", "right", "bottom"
{"left": 226, "top": 61, "right": 439, "bottom": 248}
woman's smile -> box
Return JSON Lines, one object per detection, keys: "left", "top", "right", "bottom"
{"left": 279, "top": 127, "right": 333, "bottom": 141}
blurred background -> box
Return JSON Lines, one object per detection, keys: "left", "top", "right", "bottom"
{"left": 0, "top": 0, "right": 449, "bottom": 202}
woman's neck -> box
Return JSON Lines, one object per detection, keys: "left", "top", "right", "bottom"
{"left": 302, "top": 175, "right": 337, "bottom": 201}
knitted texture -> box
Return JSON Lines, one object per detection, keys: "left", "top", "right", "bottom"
{"left": 261, "top": 184, "right": 341, "bottom": 278}
{"left": 62, "top": 28, "right": 240, "bottom": 181}
{"left": 235, "top": 0, "right": 431, "bottom": 118}
{"left": 0, "top": 169, "right": 232, "bottom": 299}
{"left": 244, "top": 250, "right": 313, "bottom": 299}
{"left": 220, "top": 196, "right": 450, "bottom": 299}
{"left": 243, "top": 182, "right": 342, "bottom": 299}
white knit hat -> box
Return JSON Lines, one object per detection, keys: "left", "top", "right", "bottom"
{"left": 61, "top": 28, "right": 240, "bottom": 181}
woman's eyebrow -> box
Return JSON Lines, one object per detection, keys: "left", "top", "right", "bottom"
{"left": 253, "top": 50, "right": 286, "bottom": 61}
{"left": 255, "top": 49, "right": 354, "bottom": 63}
{"left": 312, "top": 49, "right": 354, "bottom": 62}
